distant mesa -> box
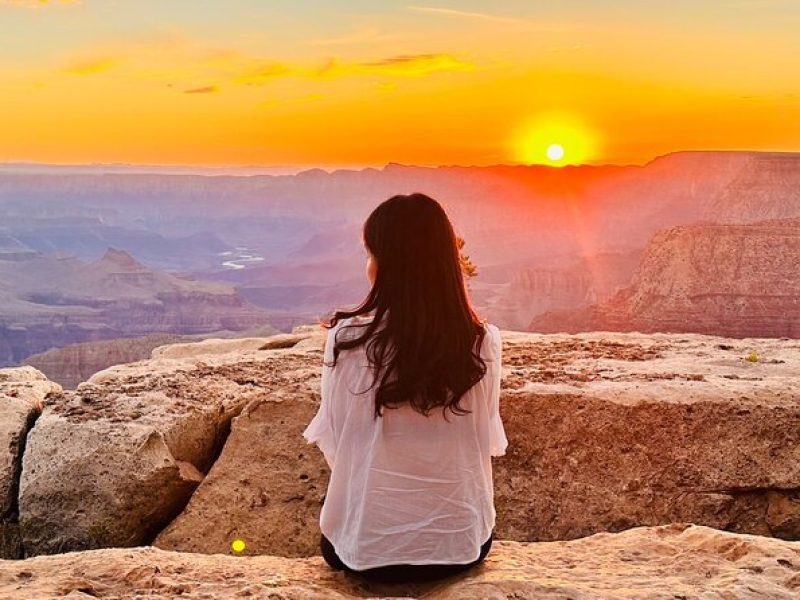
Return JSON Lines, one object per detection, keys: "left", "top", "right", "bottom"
{"left": 98, "top": 247, "right": 147, "bottom": 270}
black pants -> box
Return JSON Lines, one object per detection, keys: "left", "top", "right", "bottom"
{"left": 319, "top": 531, "right": 493, "bottom": 584}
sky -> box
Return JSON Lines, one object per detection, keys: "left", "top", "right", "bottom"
{"left": 1, "top": 0, "right": 799, "bottom": 168}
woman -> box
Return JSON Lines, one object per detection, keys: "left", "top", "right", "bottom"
{"left": 302, "top": 192, "right": 507, "bottom": 584}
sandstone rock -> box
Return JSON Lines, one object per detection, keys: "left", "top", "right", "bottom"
{"left": 23, "top": 333, "right": 190, "bottom": 390}
{"left": 17, "top": 331, "right": 323, "bottom": 557}
{"left": 22, "top": 325, "right": 283, "bottom": 390}
{"left": 709, "top": 154, "right": 800, "bottom": 224}
{"left": 493, "top": 332, "right": 800, "bottom": 542}
{"left": 154, "top": 392, "right": 326, "bottom": 556}
{"left": 151, "top": 331, "right": 313, "bottom": 360}
{"left": 153, "top": 330, "right": 800, "bottom": 559}
{"left": 3, "top": 524, "right": 800, "bottom": 598}
{"left": 0, "top": 367, "right": 60, "bottom": 559}
{"left": 531, "top": 219, "right": 800, "bottom": 338}
{"left": 153, "top": 333, "right": 327, "bottom": 555}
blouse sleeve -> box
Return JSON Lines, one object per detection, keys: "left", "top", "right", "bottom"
{"left": 301, "top": 321, "right": 342, "bottom": 469}
{"left": 487, "top": 324, "right": 508, "bottom": 457}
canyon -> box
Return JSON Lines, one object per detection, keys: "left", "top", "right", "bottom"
{"left": 0, "top": 247, "right": 275, "bottom": 368}
{"left": 2, "top": 151, "right": 800, "bottom": 372}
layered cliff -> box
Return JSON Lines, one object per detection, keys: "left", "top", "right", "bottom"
{"left": 480, "top": 250, "right": 642, "bottom": 330}
{"left": 708, "top": 154, "right": 800, "bottom": 224}
{"left": 21, "top": 324, "right": 279, "bottom": 389}
{"left": 531, "top": 219, "right": 800, "bottom": 337}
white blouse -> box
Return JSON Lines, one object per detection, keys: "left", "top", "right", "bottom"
{"left": 302, "top": 314, "right": 508, "bottom": 571}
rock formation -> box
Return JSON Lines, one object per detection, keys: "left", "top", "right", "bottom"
{"left": 1, "top": 326, "right": 798, "bottom": 578}
{"left": 479, "top": 250, "right": 642, "bottom": 330}
{"left": 21, "top": 324, "right": 279, "bottom": 389}
{"left": 708, "top": 153, "right": 800, "bottom": 224}
{"left": 15, "top": 333, "right": 314, "bottom": 557}
{"left": 531, "top": 218, "right": 800, "bottom": 338}
{"left": 0, "top": 247, "right": 275, "bottom": 366}
{"left": 154, "top": 329, "right": 800, "bottom": 558}
{"left": 1, "top": 523, "right": 799, "bottom": 598}
{"left": 2, "top": 327, "right": 800, "bottom": 596}
{"left": 0, "top": 367, "right": 60, "bottom": 559}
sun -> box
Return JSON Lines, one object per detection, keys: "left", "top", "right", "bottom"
{"left": 546, "top": 144, "right": 565, "bottom": 161}
{"left": 511, "top": 112, "right": 598, "bottom": 166}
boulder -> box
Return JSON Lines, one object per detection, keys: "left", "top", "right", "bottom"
{"left": 17, "top": 330, "right": 323, "bottom": 557}
{"left": 154, "top": 392, "right": 326, "bottom": 556}
{"left": 2, "top": 524, "right": 800, "bottom": 598}
{"left": 0, "top": 367, "right": 60, "bottom": 559}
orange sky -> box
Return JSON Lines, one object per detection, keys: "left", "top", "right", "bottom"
{"left": 1, "top": 0, "right": 799, "bottom": 167}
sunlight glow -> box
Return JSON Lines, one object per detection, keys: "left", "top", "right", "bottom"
{"left": 512, "top": 112, "right": 599, "bottom": 166}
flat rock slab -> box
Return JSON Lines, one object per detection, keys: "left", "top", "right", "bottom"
{"left": 494, "top": 331, "right": 800, "bottom": 542}
{"left": 3, "top": 524, "right": 800, "bottom": 599}
{"left": 154, "top": 330, "right": 800, "bottom": 558}
{"left": 17, "top": 331, "right": 325, "bottom": 557}
{"left": 0, "top": 367, "right": 60, "bottom": 559}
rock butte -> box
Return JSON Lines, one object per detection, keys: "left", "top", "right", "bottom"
{"left": 531, "top": 219, "right": 800, "bottom": 338}
{"left": 0, "top": 326, "right": 799, "bottom": 596}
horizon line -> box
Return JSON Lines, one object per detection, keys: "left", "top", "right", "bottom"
{"left": 0, "top": 149, "right": 798, "bottom": 177}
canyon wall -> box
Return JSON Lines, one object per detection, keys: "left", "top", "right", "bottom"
{"left": 531, "top": 218, "right": 800, "bottom": 337}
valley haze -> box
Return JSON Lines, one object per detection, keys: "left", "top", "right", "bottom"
{"left": 1, "top": 150, "right": 799, "bottom": 387}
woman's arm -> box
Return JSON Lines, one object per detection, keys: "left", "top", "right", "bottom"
{"left": 301, "top": 322, "right": 342, "bottom": 469}
{"left": 487, "top": 325, "right": 508, "bottom": 457}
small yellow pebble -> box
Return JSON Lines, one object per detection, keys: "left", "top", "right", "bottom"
{"left": 231, "top": 538, "right": 246, "bottom": 553}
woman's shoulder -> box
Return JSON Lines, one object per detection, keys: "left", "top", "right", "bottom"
{"left": 482, "top": 321, "right": 501, "bottom": 341}
{"left": 325, "top": 313, "right": 377, "bottom": 345}
{"left": 476, "top": 320, "right": 501, "bottom": 359}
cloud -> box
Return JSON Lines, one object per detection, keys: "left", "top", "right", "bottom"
{"left": 342, "top": 53, "right": 475, "bottom": 77}
{"left": 234, "top": 53, "right": 473, "bottom": 85}
{"left": 233, "top": 62, "right": 294, "bottom": 85}
{"left": 405, "top": 5, "right": 582, "bottom": 32}
{"left": 54, "top": 31, "right": 474, "bottom": 89}
{"left": 183, "top": 85, "right": 219, "bottom": 94}
{"left": 63, "top": 56, "right": 120, "bottom": 75}
{"left": 406, "top": 5, "right": 531, "bottom": 25}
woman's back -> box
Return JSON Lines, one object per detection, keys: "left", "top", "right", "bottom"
{"left": 303, "top": 313, "right": 507, "bottom": 571}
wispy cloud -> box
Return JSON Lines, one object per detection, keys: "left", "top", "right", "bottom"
{"left": 63, "top": 56, "right": 120, "bottom": 75}
{"left": 233, "top": 62, "right": 293, "bottom": 85}
{"left": 320, "top": 53, "right": 474, "bottom": 78}
{"left": 405, "top": 5, "right": 583, "bottom": 32}
{"left": 235, "top": 53, "right": 474, "bottom": 85}
{"left": 406, "top": 5, "right": 531, "bottom": 25}
{"left": 183, "top": 85, "right": 218, "bottom": 94}
{"left": 54, "top": 33, "right": 474, "bottom": 91}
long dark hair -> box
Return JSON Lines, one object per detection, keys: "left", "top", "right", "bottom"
{"left": 321, "top": 192, "right": 488, "bottom": 421}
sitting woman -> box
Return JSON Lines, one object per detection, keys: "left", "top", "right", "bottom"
{"left": 302, "top": 192, "right": 507, "bottom": 584}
